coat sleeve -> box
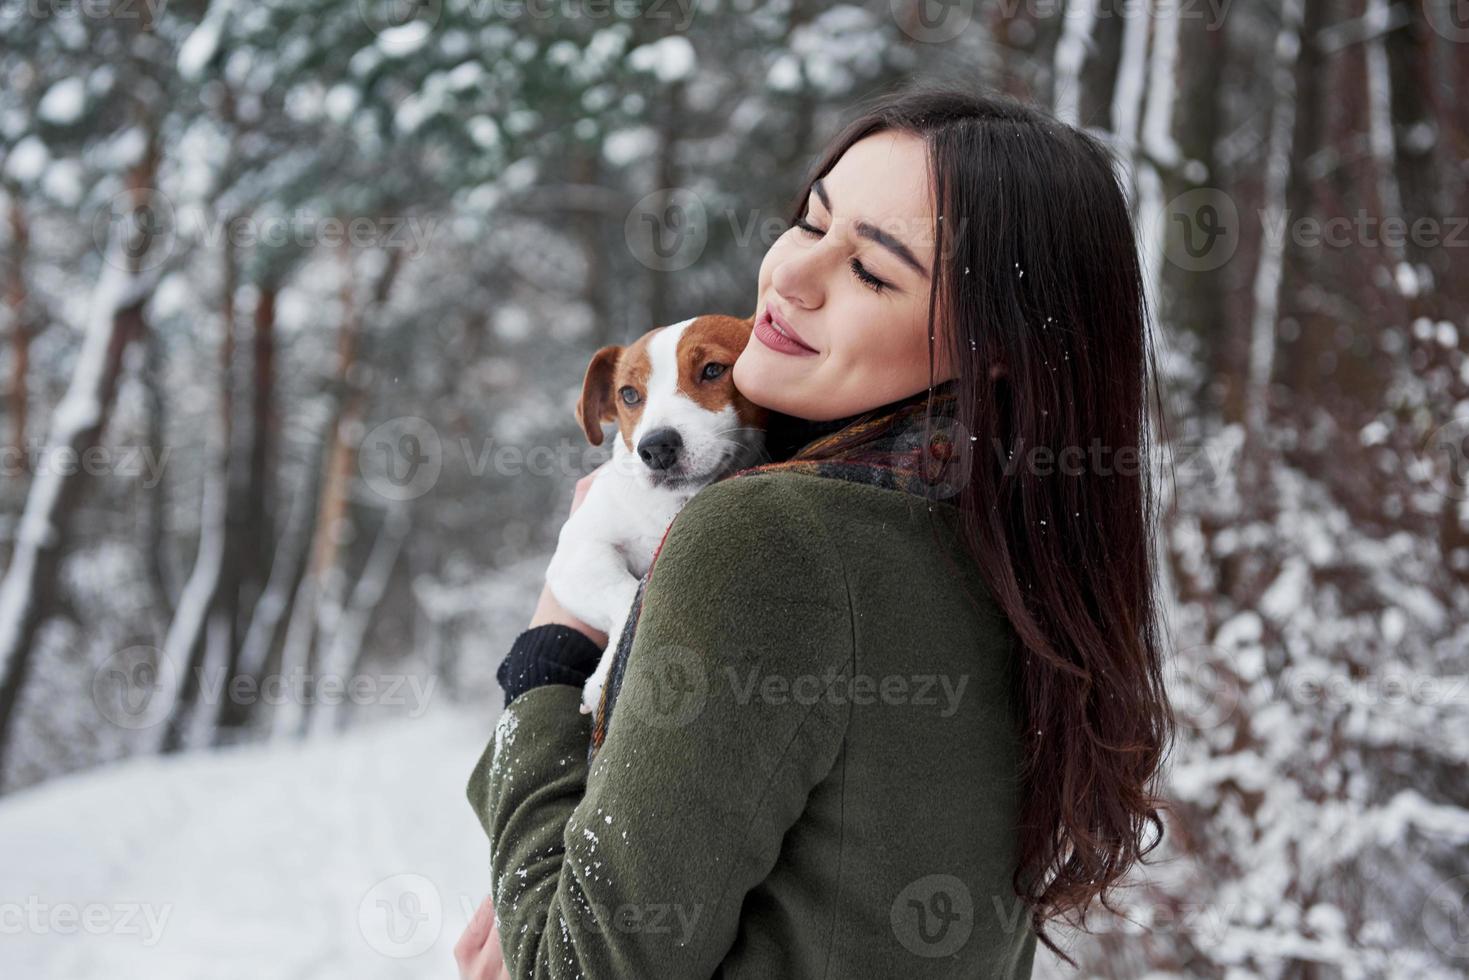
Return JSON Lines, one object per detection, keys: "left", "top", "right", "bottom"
{"left": 466, "top": 473, "right": 854, "bottom": 979}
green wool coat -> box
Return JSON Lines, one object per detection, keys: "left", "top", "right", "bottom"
{"left": 467, "top": 468, "right": 1038, "bottom": 978}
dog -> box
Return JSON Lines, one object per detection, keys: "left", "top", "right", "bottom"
{"left": 544, "top": 314, "right": 769, "bottom": 714}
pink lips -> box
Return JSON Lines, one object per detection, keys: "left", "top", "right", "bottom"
{"left": 754, "top": 305, "right": 818, "bottom": 356}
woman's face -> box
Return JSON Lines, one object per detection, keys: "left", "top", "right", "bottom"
{"left": 733, "top": 130, "right": 957, "bottom": 421}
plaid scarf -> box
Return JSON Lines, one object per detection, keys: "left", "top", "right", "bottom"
{"left": 587, "top": 377, "right": 965, "bottom": 758}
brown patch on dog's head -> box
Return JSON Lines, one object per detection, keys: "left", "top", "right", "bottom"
{"left": 677, "top": 314, "right": 768, "bottom": 432}
{"left": 574, "top": 331, "right": 659, "bottom": 449}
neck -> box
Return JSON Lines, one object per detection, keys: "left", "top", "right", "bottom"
{"left": 761, "top": 379, "right": 957, "bottom": 464}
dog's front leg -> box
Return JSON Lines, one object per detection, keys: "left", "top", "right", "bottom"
{"left": 580, "top": 578, "right": 642, "bottom": 714}
{"left": 544, "top": 534, "right": 626, "bottom": 634}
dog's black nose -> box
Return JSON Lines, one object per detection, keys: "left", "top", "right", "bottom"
{"left": 637, "top": 428, "right": 683, "bottom": 471}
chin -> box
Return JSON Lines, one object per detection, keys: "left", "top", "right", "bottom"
{"left": 732, "top": 349, "right": 796, "bottom": 415}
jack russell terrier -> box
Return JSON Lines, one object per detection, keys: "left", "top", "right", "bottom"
{"left": 545, "top": 314, "right": 769, "bottom": 713}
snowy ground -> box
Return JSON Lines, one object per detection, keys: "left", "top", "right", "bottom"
{"left": 0, "top": 707, "right": 500, "bottom": 980}
{"left": 1, "top": 699, "right": 1072, "bottom": 979}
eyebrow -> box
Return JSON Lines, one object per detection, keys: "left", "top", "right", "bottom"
{"left": 810, "top": 178, "right": 930, "bottom": 279}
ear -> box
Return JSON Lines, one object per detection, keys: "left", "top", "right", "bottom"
{"left": 575, "top": 345, "right": 623, "bottom": 446}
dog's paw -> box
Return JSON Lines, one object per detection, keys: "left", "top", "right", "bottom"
{"left": 580, "top": 677, "right": 604, "bottom": 716}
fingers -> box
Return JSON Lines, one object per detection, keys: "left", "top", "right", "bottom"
{"left": 464, "top": 895, "right": 496, "bottom": 948}
{"left": 454, "top": 895, "right": 497, "bottom": 978}
{"left": 484, "top": 913, "right": 508, "bottom": 977}
{"left": 571, "top": 473, "right": 598, "bottom": 511}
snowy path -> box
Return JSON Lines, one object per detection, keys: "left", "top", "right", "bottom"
{"left": 1, "top": 707, "right": 500, "bottom": 979}
{"left": 1, "top": 700, "right": 1073, "bottom": 978}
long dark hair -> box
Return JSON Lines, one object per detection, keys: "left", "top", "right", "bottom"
{"left": 787, "top": 84, "right": 1175, "bottom": 962}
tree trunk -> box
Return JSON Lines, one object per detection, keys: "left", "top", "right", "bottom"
{"left": 158, "top": 234, "right": 239, "bottom": 753}
{"left": 647, "top": 81, "right": 685, "bottom": 331}
{"left": 306, "top": 503, "right": 410, "bottom": 737}
{"left": 0, "top": 146, "right": 162, "bottom": 778}
{"left": 1079, "top": 1, "right": 1125, "bottom": 131}
{"left": 1165, "top": 6, "right": 1229, "bottom": 417}
{"left": 4, "top": 187, "right": 30, "bottom": 479}
{"left": 1243, "top": 0, "right": 1310, "bottom": 472}
{"left": 212, "top": 279, "right": 278, "bottom": 734}
{"left": 272, "top": 245, "right": 402, "bottom": 740}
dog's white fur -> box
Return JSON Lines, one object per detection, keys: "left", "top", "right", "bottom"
{"left": 544, "top": 316, "right": 765, "bottom": 713}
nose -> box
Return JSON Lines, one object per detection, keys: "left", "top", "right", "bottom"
{"left": 637, "top": 427, "right": 683, "bottom": 471}
{"left": 770, "top": 268, "right": 820, "bottom": 312}
{"left": 770, "top": 241, "right": 827, "bottom": 311}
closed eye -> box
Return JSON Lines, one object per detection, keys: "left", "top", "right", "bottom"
{"left": 792, "top": 217, "right": 892, "bottom": 294}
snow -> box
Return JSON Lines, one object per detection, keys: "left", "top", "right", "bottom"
{"left": 4, "top": 135, "right": 49, "bottom": 183}
{"left": 602, "top": 126, "right": 657, "bottom": 167}
{"left": 325, "top": 84, "right": 359, "bottom": 124}
{"left": 446, "top": 61, "right": 484, "bottom": 91}
{"left": 41, "top": 158, "right": 85, "bottom": 206}
{"left": 178, "top": 0, "right": 233, "bottom": 81}
{"left": 376, "top": 22, "right": 432, "bottom": 59}
{"left": 768, "top": 53, "right": 802, "bottom": 92}
{"left": 1259, "top": 557, "right": 1309, "bottom": 622}
{"left": 0, "top": 707, "right": 498, "bottom": 979}
{"left": 466, "top": 116, "right": 501, "bottom": 150}
{"left": 38, "top": 78, "right": 86, "bottom": 125}
{"left": 627, "top": 36, "right": 696, "bottom": 83}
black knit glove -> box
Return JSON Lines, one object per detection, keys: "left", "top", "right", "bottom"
{"left": 496, "top": 624, "right": 604, "bottom": 708}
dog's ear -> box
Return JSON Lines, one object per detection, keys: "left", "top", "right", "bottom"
{"left": 575, "top": 345, "right": 623, "bottom": 446}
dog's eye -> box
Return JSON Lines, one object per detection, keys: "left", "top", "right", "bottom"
{"left": 619, "top": 386, "right": 641, "bottom": 406}
{"left": 701, "top": 363, "right": 727, "bottom": 381}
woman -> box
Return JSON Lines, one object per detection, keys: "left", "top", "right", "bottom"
{"left": 457, "top": 84, "right": 1173, "bottom": 979}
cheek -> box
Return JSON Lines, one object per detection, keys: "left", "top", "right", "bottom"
{"left": 830, "top": 296, "right": 930, "bottom": 369}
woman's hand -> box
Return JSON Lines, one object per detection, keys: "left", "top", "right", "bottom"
{"left": 454, "top": 894, "right": 510, "bottom": 980}
{"left": 527, "top": 462, "right": 610, "bottom": 648}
